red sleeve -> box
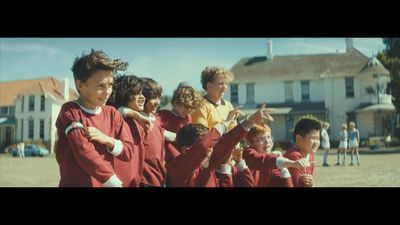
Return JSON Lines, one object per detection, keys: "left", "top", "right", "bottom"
{"left": 165, "top": 141, "right": 181, "bottom": 163}
{"left": 233, "top": 167, "right": 255, "bottom": 187}
{"left": 287, "top": 166, "right": 305, "bottom": 187}
{"left": 284, "top": 151, "right": 309, "bottom": 187}
{"left": 281, "top": 177, "right": 294, "bottom": 187}
{"left": 242, "top": 148, "right": 278, "bottom": 171}
{"left": 208, "top": 125, "right": 247, "bottom": 171}
{"left": 155, "top": 110, "right": 167, "bottom": 129}
{"left": 112, "top": 108, "right": 137, "bottom": 162}
{"left": 167, "top": 128, "right": 221, "bottom": 183}
{"left": 310, "top": 153, "right": 315, "bottom": 175}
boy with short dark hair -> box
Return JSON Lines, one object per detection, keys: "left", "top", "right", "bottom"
{"left": 283, "top": 118, "right": 321, "bottom": 187}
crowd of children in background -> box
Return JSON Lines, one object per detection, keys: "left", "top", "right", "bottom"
{"left": 55, "top": 49, "right": 347, "bottom": 187}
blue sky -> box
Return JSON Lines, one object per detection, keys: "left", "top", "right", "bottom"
{"left": 0, "top": 38, "right": 386, "bottom": 96}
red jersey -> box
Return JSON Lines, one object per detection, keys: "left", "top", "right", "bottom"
{"left": 283, "top": 147, "right": 314, "bottom": 187}
{"left": 167, "top": 124, "right": 247, "bottom": 187}
{"left": 55, "top": 101, "right": 136, "bottom": 187}
{"left": 216, "top": 165, "right": 254, "bottom": 187}
{"left": 156, "top": 109, "right": 192, "bottom": 132}
{"left": 156, "top": 110, "right": 192, "bottom": 163}
{"left": 115, "top": 117, "right": 146, "bottom": 187}
{"left": 141, "top": 116, "right": 167, "bottom": 187}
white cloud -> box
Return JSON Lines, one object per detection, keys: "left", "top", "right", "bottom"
{"left": 0, "top": 42, "right": 62, "bottom": 56}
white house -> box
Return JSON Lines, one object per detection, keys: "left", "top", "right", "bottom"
{"left": 228, "top": 38, "right": 396, "bottom": 143}
{"left": 0, "top": 77, "right": 78, "bottom": 154}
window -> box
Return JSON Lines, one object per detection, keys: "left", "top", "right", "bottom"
{"left": 301, "top": 81, "right": 310, "bottom": 101}
{"left": 0, "top": 106, "right": 8, "bottom": 115}
{"left": 28, "top": 119, "right": 34, "bottom": 139}
{"left": 246, "top": 83, "right": 255, "bottom": 105}
{"left": 345, "top": 77, "right": 354, "bottom": 98}
{"left": 230, "top": 84, "right": 238, "bottom": 105}
{"left": 40, "top": 95, "right": 45, "bottom": 111}
{"left": 21, "top": 119, "right": 24, "bottom": 140}
{"left": 21, "top": 96, "right": 24, "bottom": 112}
{"left": 285, "top": 81, "right": 293, "bottom": 102}
{"left": 40, "top": 119, "right": 45, "bottom": 140}
{"left": 29, "top": 95, "right": 35, "bottom": 112}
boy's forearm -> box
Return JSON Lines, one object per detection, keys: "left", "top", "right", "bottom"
{"left": 103, "top": 136, "right": 115, "bottom": 150}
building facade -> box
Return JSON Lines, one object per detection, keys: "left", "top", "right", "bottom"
{"left": 228, "top": 38, "right": 396, "bottom": 143}
{"left": 0, "top": 77, "right": 78, "bottom": 153}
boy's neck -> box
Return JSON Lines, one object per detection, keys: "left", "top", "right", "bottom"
{"left": 75, "top": 99, "right": 102, "bottom": 114}
{"left": 294, "top": 144, "right": 308, "bottom": 157}
{"left": 205, "top": 94, "right": 221, "bottom": 105}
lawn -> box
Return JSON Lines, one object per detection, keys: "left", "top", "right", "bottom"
{"left": 1, "top": 151, "right": 399, "bottom": 187}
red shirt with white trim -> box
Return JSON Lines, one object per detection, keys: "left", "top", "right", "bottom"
{"left": 55, "top": 101, "right": 136, "bottom": 187}
{"left": 283, "top": 147, "right": 314, "bottom": 187}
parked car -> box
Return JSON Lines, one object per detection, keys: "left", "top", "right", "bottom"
{"left": 11, "top": 144, "right": 49, "bottom": 157}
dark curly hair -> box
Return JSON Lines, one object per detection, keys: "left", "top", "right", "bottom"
{"left": 71, "top": 49, "right": 128, "bottom": 83}
{"left": 176, "top": 123, "right": 209, "bottom": 149}
{"left": 171, "top": 85, "right": 202, "bottom": 112}
{"left": 107, "top": 74, "right": 144, "bottom": 109}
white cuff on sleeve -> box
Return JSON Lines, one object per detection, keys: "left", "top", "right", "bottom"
{"left": 107, "top": 139, "right": 123, "bottom": 156}
{"left": 280, "top": 168, "right": 291, "bottom": 178}
{"left": 275, "top": 156, "right": 291, "bottom": 169}
{"left": 239, "top": 116, "right": 252, "bottom": 131}
{"left": 118, "top": 106, "right": 134, "bottom": 118}
{"left": 235, "top": 160, "right": 248, "bottom": 171}
{"left": 214, "top": 123, "right": 227, "bottom": 136}
{"left": 164, "top": 130, "right": 176, "bottom": 142}
{"left": 102, "top": 174, "right": 123, "bottom": 187}
{"left": 218, "top": 164, "right": 232, "bottom": 174}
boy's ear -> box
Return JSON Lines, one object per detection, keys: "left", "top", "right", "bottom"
{"left": 295, "top": 134, "right": 302, "bottom": 144}
{"left": 75, "top": 80, "right": 84, "bottom": 92}
{"left": 206, "top": 82, "right": 211, "bottom": 91}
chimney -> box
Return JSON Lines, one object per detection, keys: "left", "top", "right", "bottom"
{"left": 62, "top": 77, "right": 69, "bottom": 101}
{"left": 345, "top": 38, "right": 354, "bottom": 52}
{"left": 266, "top": 39, "right": 273, "bottom": 60}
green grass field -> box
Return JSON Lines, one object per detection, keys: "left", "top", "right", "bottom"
{"left": 1, "top": 151, "right": 400, "bottom": 187}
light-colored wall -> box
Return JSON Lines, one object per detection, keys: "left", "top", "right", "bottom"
{"left": 227, "top": 72, "right": 393, "bottom": 141}
{"left": 50, "top": 103, "right": 62, "bottom": 154}
{"left": 327, "top": 77, "right": 359, "bottom": 140}
{"left": 268, "top": 115, "right": 286, "bottom": 142}
{"left": 357, "top": 112, "right": 374, "bottom": 139}
{"left": 15, "top": 94, "right": 48, "bottom": 141}
{"left": 14, "top": 93, "right": 65, "bottom": 154}
{"left": 310, "top": 79, "right": 325, "bottom": 102}
{"left": 230, "top": 79, "right": 325, "bottom": 106}
{"left": 254, "top": 82, "right": 285, "bottom": 104}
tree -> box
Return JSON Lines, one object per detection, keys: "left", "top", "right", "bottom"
{"left": 376, "top": 38, "right": 400, "bottom": 113}
{"left": 159, "top": 95, "right": 172, "bottom": 108}
{"left": 383, "top": 38, "right": 400, "bottom": 57}
{"left": 377, "top": 38, "right": 400, "bottom": 138}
